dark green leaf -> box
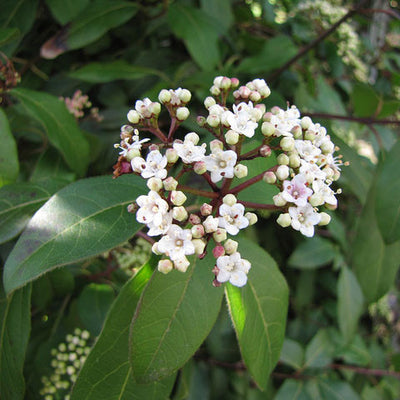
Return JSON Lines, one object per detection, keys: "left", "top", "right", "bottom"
{"left": 130, "top": 251, "right": 224, "bottom": 383}
{"left": 45, "top": 0, "right": 90, "bottom": 25}
{"left": 337, "top": 334, "right": 371, "bottom": 366}
{"left": 351, "top": 83, "right": 380, "bottom": 118}
{"left": 225, "top": 238, "right": 289, "bottom": 389}
{"left": 0, "top": 179, "right": 67, "bottom": 245}
{"left": 78, "top": 283, "right": 115, "bottom": 335}
{"left": 318, "top": 379, "right": 360, "bottom": 400}
{"left": 288, "top": 237, "right": 337, "bottom": 269}
{"left": 337, "top": 266, "right": 364, "bottom": 343}
{"left": 168, "top": 4, "right": 221, "bottom": 71}
{"left": 11, "top": 88, "right": 90, "bottom": 176}
{"left": 375, "top": 140, "right": 400, "bottom": 244}
{"left": 71, "top": 259, "right": 176, "bottom": 399}
{"left": 280, "top": 338, "right": 304, "bottom": 370}
{"left": 0, "top": 284, "right": 31, "bottom": 400}
{"left": 0, "top": 28, "right": 19, "bottom": 47}
{"left": 3, "top": 174, "right": 146, "bottom": 293}
{"left": 274, "top": 380, "right": 308, "bottom": 400}
{"left": 200, "top": 0, "right": 233, "bottom": 33}
{"left": 304, "top": 329, "right": 334, "bottom": 368}
{"left": 0, "top": 109, "right": 19, "bottom": 187}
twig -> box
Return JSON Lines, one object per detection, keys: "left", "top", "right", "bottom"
{"left": 329, "top": 363, "right": 400, "bottom": 379}
{"left": 135, "top": 229, "right": 156, "bottom": 245}
{"left": 359, "top": 8, "right": 400, "bottom": 19}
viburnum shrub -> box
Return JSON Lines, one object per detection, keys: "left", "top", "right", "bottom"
{"left": 113, "top": 76, "right": 343, "bottom": 287}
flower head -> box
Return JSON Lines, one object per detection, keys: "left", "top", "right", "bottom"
{"left": 204, "top": 148, "right": 237, "bottom": 183}
{"left": 216, "top": 252, "right": 251, "bottom": 287}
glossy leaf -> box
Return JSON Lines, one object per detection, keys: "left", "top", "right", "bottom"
{"left": 288, "top": 237, "right": 337, "bottom": 269}
{"left": 304, "top": 329, "right": 334, "bottom": 368}
{"left": 71, "top": 260, "right": 175, "bottom": 399}
{"left": 337, "top": 266, "right": 364, "bottom": 343}
{"left": 168, "top": 4, "right": 221, "bottom": 71}
{"left": 45, "top": 0, "right": 90, "bottom": 25}
{"left": 0, "top": 109, "right": 19, "bottom": 187}
{"left": 0, "top": 179, "right": 67, "bottom": 245}
{"left": 3, "top": 174, "right": 146, "bottom": 293}
{"left": 280, "top": 338, "right": 304, "bottom": 370}
{"left": 375, "top": 140, "right": 400, "bottom": 244}
{"left": 225, "top": 238, "right": 289, "bottom": 389}
{"left": 130, "top": 251, "right": 224, "bottom": 383}
{"left": 0, "top": 284, "right": 32, "bottom": 400}
{"left": 11, "top": 88, "right": 90, "bottom": 176}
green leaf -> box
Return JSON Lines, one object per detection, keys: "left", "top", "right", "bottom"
{"left": 351, "top": 83, "right": 380, "bottom": 118}
{"left": 168, "top": 4, "right": 221, "bottom": 71}
{"left": 288, "top": 237, "right": 337, "bottom": 269}
{"left": 337, "top": 266, "right": 364, "bottom": 343}
{"left": 304, "top": 329, "right": 334, "bottom": 368}
{"left": 0, "top": 109, "right": 19, "bottom": 187}
{"left": 318, "top": 379, "right": 360, "bottom": 400}
{"left": 375, "top": 140, "right": 400, "bottom": 244}
{"left": 11, "top": 88, "right": 90, "bottom": 176}
{"left": 225, "top": 238, "right": 289, "bottom": 389}
{"left": 130, "top": 251, "right": 224, "bottom": 383}
{"left": 280, "top": 338, "right": 304, "bottom": 370}
{"left": 45, "top": 0, "right": 90, "bottom": 25}
{"left": 0, "top": 179, "right": 67, "bottom": 245}
{"left": 71, "top": 259, "right": 175, "bottom": 399}
{"left": 69, "top": 60, "right": 168, "bottom": 83}
{"left": 78, "top": 283, "right": 115, "bottom": 336}
{"left": 67, "top": 1, "right": 138, "bottom": 50}
{"left": 200, "top": 0, "right": 233, "bottom": 33}
{"left": 337, "top": 334, "right": 371, "bottom": 366}
{"left": 3, "top": 174, "right": 146, "bottom": 294}
{"left": 274, "top": 380, "right": 308, "bottom": 400}
{"left": 0, "top": 28, "right": 19, "bottom": 47}
{"left": 0, "top": 284, "right": 31, "bottom": 400}
{"left": 236, "top": 36, "right": 297, "bottom": 74}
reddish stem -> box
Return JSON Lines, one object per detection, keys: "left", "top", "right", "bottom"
{"left": 177, "top": 185, "right": 219, "bottom": 199}
{"left": 230, "top": 168, "right": 275, "bottom": 195}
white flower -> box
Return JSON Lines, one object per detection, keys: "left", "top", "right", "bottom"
{"left": 203, "top": 215, "right": 219, "bottom": 233}
{"left": 299, "top": 160, "right": 326, "bottom": 183}
{"left": 157, "top": 224, "right": 195, "bottom": 260}
{"left": 173, "top": 138, "right": 206, "bottom": 164}
{"left": 216, "top": 252, "right": 251, "bottom": 287}
{"left": 135, "top": 98, "right": 153, "bottom": 118}
{"left": 281, "top": 174, "right": 313, "bottom": 207}
{"left": 218, "top": 203, "right": 249, "bottom": 235}
{"left": 312, "top": 180, "right": 337, "bottom": 207}
{"left": 269, "top": 106, "right": 301, "bottom": 137}
{"left": 288, "top": 204, "right": 321, "bottom": 237}
{"left": 117, "top": 135, "right": 150, "bottom": 157}
{"left": 136, "top": 190, "right": 169, "bottom": 227}
{"left": 295, "top": 140, "right": 321, "bottom": 163}
{"left": 204, "top": 149, "right": 237, "bottom": 183}
{"left": 147, "top": 211, "right": 173, "bottom": 236}
{"left": 137, "top": 150, "right": 168, "bottom": 180}
{"left": 226, "top": 101, "right": 259, "bottom": 138}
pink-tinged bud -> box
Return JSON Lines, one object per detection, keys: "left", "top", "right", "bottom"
{"left": 271, "top": 106, "right": 280, "bottom": 115}
{"left": 146, "top": 177, "right": 163, "bottom": 192}
{"left": 260, "top": 145, "right": 272, "bottom": 157}
{"left": 238, "top": 86, "right": 251, "bottom": 98}
{"left": 318, "top": 212, "right": 331, "bottom": 226}
{"left": 163, "top": 176, "right": 178, "bottom": 191}
{"left": 173, "top": 206, "right": 188, "bottom": 221}
{"left": 233, "top": 90, "right": 240, "bottom": 99}
{"left": 301, "top": 116, "right": 312, "bottom": 130}
{"left": 149, "top": 144, "right": 159, "bottom": 152}
{"left": 263, "top": 111, "right": 273, "bottom": 122}
{"left": 207, "top": 114, "right": 220, "bottom": 128}
{"left": 191, "top": 224, "right": 205, "bottom": 238}
{"left": 204, "top": 96, "right": 216, "bottom": 109}
{"left": 277, "top": 153, "right": 289, "bottom": 165}
{"left": 225, "top": 130, "right": 239, "bottom": 145}
{"left": 166, "top": 148, "right": 179, "bottom": 164}
{"left": 203, "top": 215, "right": 219, "bottom": 233}
{"left": 121, "top": 161, "right": 132, "bottom": 174}
{"left": 127, "top": 110, "right": 140, "bottom": 124}
{"left": 249, "top": 91, "right": 261, "bottom": 102}
{"left": 291, "top": 125, "right": 302, "bottom": 139}
{"left": 192, "top": 238, "right": 206, "bottom": 254}
{"left": 273, "top": 193, "right": 287, "bottom": 207}
{"left": 189, "top": 214, "right": 201, "bottom": 225}
{"left": 210, "top": 139, "right": 223, "bottom": 152}
{"left": 223, "top": 194, "right": 237, "bottom": 206}
{"left": 185, "top": 132, "right": 199, "bottom": 144}
{"left": 174, "top": 257, "right": 190, "bottom": 272}
{"left": 127, "top": 203, "right": 137, "bottom": 213}
{"left": 255, "top": 103, "right": 266, "bottom": 115}
{"left": 213, "top": 245, "right": 225, "bottom": 258}
{"left": 178, "top": 88, "right": 191, "bottom": 103}
{"left": 224, "top": 239, "right": 238, "bottom": 255}
{"left": 263, "top": 171, "right": 276, "bottom": 184}
{"left": 176, "top": 107, "right": 190, "bottom": 121}
{"left": 261, "top": 122, "right": 275, "bottom": 137}
{"left": 234, "top": 164, "right": 248, "bottom": 179}
{"left": 171, "top": 190, "right": 187, "bottom": 206}
{"left": 280, "top": 137, "right": 295, "bottom": 152}
{"left": 158, "top": 259, "right": 173, "bottom": 274}
{"left": 221, "top": 77, "right": 231, "bottom": 90}
{"left": 197, "top": 116, "right": 206, "bottom": 126}
{"left": 194, "top": 161, "right": 207, "bottom": 175}
{"left": 158, "top": 89, "right": 171, "bottom": 103}
{"left": 277, "top": 213, "right": 291, "bottom": 227}
{"left": 245, "top": 212, "right": 258, "bottom": 225}
{"left": 200, "top": 203, "right": 213, "bottom": 216}
{"left": 231, "top": 77, "right": 239, "bottom": 88}
{"left": 213, "top": 228, "right": 227, "bottom": 243}
{"left": 276, "top": 165, "right": 290, "bottom": 180}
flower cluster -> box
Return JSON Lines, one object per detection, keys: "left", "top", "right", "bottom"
{"left": 61, "top": 89, "right": 103, "bottom": 121}
{"left": 39, "top": 329, "right": 91, "bottom": 400}
{"left": 113, "top": 76, "right": 343, "bottom": 287}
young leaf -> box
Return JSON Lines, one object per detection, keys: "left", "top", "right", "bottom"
{"left": 130, "top": 251, "right": 224, "bottom": 383}
{"left": 71, "top": 259, "right": 176, "bottom": 400}
{"left": 45, "top": 0, "right": 90, "bottom": 25}
{"left": 280, "top": 338, "right": 305, "bottom": 370}
{"left": 337, "top": 266, "right": 364, "bottom": 343}
{"left": 0, "top": 179, "right": 67, "bottom": 245}
{"left": 11, "top": 88, "right": 90, "bottom": 176}
{"left": 304, "top": 329, "right": 334, "bottom": 368}
{"left": 274, "top": 379, "right": 308, "bottom": 400}
{"left": 318, "top": 379, "right": 360, "bottom": 400}
{"left": 225, "top": 238, "right": 289, "bottom": 389}
{"left": 0, "top": 284, "right": 32, "bottom": 400}
{"left": 0, "top": 109, "right": 19, "bottom": 187}
{"left": 375, "top": 140, "right": 400, "bottom": 244}
{"left": 3, "top": 175, "right": 146, "bottom": 294}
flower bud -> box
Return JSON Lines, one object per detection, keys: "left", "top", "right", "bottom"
{"left": 301, "top": 116, "right": 312, "bottom": 130}
{"left": 127, "top": 110, "right": 140, "bottom": 124}
{"left": 256, "top": 103, "right": 266, "bottom": 115}
{"left": 152, "top": 242, "right": 162, "bottom": 255}
{"left": 158, "top": 259, "right": 173, "bottom": 274}
{"left": 207, "top": 114, "right": 220, "bottom": 128}
{"left": 277, "top": 213, "right": 291, "bottom": 227}
{"left": 321, "top": 140, "right": 334, "bottom": 154}
{"left": 163, "top": 176, "right": 178, "bottom": 191}
{"left": 280, "top": 137, "right": 295, "bottom": 152}
{"left": 125, "top": 147, "right": 141, "bottom": 161}
{"left": 231, "top": 77, "right": 239, "bottom": 88}
{"left": 332, "top": 170, "right": 341, "bottom": 181}
{"left": 203, "top": 215, "right": 219, "bottom": 233}
{"left": 249, "top": 91, "right": 261, "bottom": 102}
{"left": 221, "top": 77, "right": 231, "bottom": 90}
{"left": 174, "top": 257, "right": 190, "bottom": 272}
{"left": 261, "top": 121, "right": 275, "bottom": 136}
{"left": 263, "top": 171, "right": 276, "bottom": 184}
{"left": 271, "top": 106, "right": 281, "bottom": 115}
{"left": 225, "top": 130, "right": 239, "bottom": 145}
{"left": 204, "top": 96, "right": 216, "bottom": 109}
{"left": 234, "top": 164, "right": 248, "bottom": 179}
{"left": 127, "top": 203, "right": 138, "bottom": 213}
{"left": 200, "top": 203, "right": 213, "bottom": 216}
{"left": 158, "top": 89, "right": 171, "bottom": 103}
{"left": 192, "top": 238, "right": 206, "bottom": 254}
{"left": 171, "top": 190, "right": 187, "bottom": 206}
{"left": 189, "top": 214, "right": 201, "bottom": 225}
{"left": 185, "top": 132, "right": 199, "bottom": 144}
{"left": 212, "top": 245, "right": 225, "bottom": 258}
{"left": 309, "top": 193, "right": 324, "bottom": 207}
{"left": 173, "top": 206, "right": 188, "bottom": 221}
{"left": 146, "top": 177, "right": 163, "bottom": 192}
{"left": 166, "top": 148, "right": 179, "bottom": 164}
{"left": 191, "top": 224, "right": 205, "bottom": 238}
{"left": 288, "top": 154, "right": 301, "bottom": 168}
{"left": 176, "top": 107, "right": 190, "bottom": 121}
{"left": 323, "top": 166, "right": 334, "bottom": 179}
{"left": 252, "top": 107, "right": 263, "bottom": 121}
{"left": 194, "top": 161, "right": 207, "bottom": 175}
{"left": 223, "top": 194, "right": 237, "bottom": 206}
{"left": 277, "top": 153, "right": 289, "bottom": 165}
{"left": 197, "top": 116, "right": 206, "bottom": 126}
{"left": 213, "top": 228, "right": 227, "bottom": 243}
{"left": 224, "top": 239, "right": 238, "bottom": 255}
{"left": 210, "top": 139, "right": 223, "bottom": 152}
{"left": 245, "top": 212, "right": 258, "bottom": 225}
{"left": 178, "top": 88, "right": 191, "bottom": 103}
{"left": 273, "top": 193, "right": 287, "bottom": 207}
{"left": 260, "top": 145, "right": 272, "bottom": 157}
{"left": 263, "top": 111, "right": 273, "bottom": 122}
{"left": 318, "top": 212, "right": 331, "bottom": 226}
{"left": 291, "top": 125, "right": 302, "bottom": 139}
{"left": 276, "top": 165, "right": 290, "bottom": 180}
{"left": 304, "top": 130, "right": 316, "bottom": 141}
{"left": 149, "top": 102, "right": 161, "bottom": 116}
{"left": 210, "top": 85, "right": 220, "bottom": 96}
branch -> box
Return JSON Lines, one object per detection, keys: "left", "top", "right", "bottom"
{"left": 177, "top": 185, "right": 219, "bottom": 199}
{"left": 304, "top": 112, "right": 400, "bottom": 126}
{"left": 329, "top": 363, "right": 400, "bottom": 379}
{"left": 359, "top": 8, "right": 400, "bottom": 20}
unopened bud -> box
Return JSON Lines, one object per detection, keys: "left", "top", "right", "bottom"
{"left": 200, "top": 203, "right": 213, "bottom": 216}
{"left": 210, "top": 85, "right": 220, "bottom": 96}
{"left": 249, "top": 91, "right": 261, "bottom": 102}
{"left": 301, "top": 116, "right": 312, "bottom": 130}
{"left": 224, "top": 239, "right": 238, "bottom": 255}
{"left": 210, "top": 139, "right": 223, "bottom": 152}
{"left": 213, "top": 228, "right": 227, "bottom": 243}
{"left": 291, "top": 125, "right": 302, "bottom": 139}
{"left": 225, "top": 130, "right": 239, "bottom": 145}
{"left": 147, "top": 177, "right": 163, "bottom": 192}
{"left": 176, "top": 107, "right": 190, "bottom": 121}
{"left": 277, "top": 213, "right": 291, "bottom": 227}
{"left": 271, "top": 106, "right": 281, "bottom": 115}
{"left": 318, "top": 212, "right": 331, "bottom": 226}
{"left": 197, "top": 116, "right": 206, "bottom": 126}
{"left": 149, "top": 144, "right": 159, "bottom": 152}
{"left": 163, "top": 177, "right": 178, "bottom": 191}
{"left": 212, "top": 245, "right": 225, "bottom": 258}
{"left": 166, "top": 148, "right": 179, "bottom": 164}
{"left": 174, "top": 257, "right": 190, "bottom": 272}
{"left": 304, "top": 130, "right": 316, "bottom": 141}
{"left": 125, "top": 148, "right": 141, "bottom": 161}
{"left": 255, "top": 103, "right": 266, "bottom": 115}
{"left": 263, "top": 171, "right": 276, "bottom": 184}
{"left": 309, "top": 193, "right": 324, "bottom": 207}
{"left": 149, "top": 102, "right": 161, "bottom": 116}
{"left": 245, "top": 212, "right": 258, "bottom": 225}
{"left": 127, "top": 203, "right": 137, "bottom": 213}
{"left": 231, "top": 77, "right": 239, "bottom": 88}
{"left": 207, "top": 114, "right": 220, "bottom": 128}
{"left": 173, "top": 206, "right": 188, "bottom": 221}
{"left": 178, "top": 88, "right": 191, "bottom": 103}
{"left": 277, "top": 153, "right": 289, "bottom": 165}
{"left": 263, "top": 111, "right": 273, "bottom": 122}
{"left": 203, "top": 215, "right": 219, "bottom": 233}
{"left": 192, "top": 239, "right": 206, "bottom": 254}
{"left": 189, "top": 214, "right": 201, "bottom": 225}
{"left": 191, "top": 224, "right": 205, "bottom": 238}
{"left": 333, "top": 170, "right": 341, "bottom": 181}
{"left": 234, "top": 164, "right": 248, "bottom": 178}
{"left": 223, "top": 194, "right": 237, "bottom": 206}
{"left": 273, "top": 193, "right": 287, "bottom": 207}
{"left": 221, "top": 77, "right": 231, "bottom": 90}
{"left": 127, "top": 110, "right": 140, "bottom": 124}
{"left": 321, "top": 140, "right": 334, "bottom": 154}
{"left": 171, "top": 190, "right": 187, "bottom": 206}
{"left": 288, "top": 154, "right": 301, "bottom": 168}
{"left": 185, "top": 132, "right": 199, "bottom": 144}
{"left": 260, "top": 145, "right": 272, "bottom": 157}
{"left": 194, "top": 161, "right": 207, "bottom": 174}
{"left": 152, "top": 242, "right": 162, "bottom": 255}
{"left": 261, "top": 121, "right": 275, "bottom": 136}
{"left": 158, "top": 89, "right": 171, "bottom": 103}
{"left": 276, "top": 165, "right": 290, "bottom": 180}
{"left": 204, "top": 96, "right": 216, "bottom": 109}
{"left": 280, "top": 137, "right": 295, "bottom": 152}
{"left": 158, "top": 259, "right": 173, "bottom": 274}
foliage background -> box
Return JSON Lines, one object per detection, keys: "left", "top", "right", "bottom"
{"left": 1, "top": 0, "right": 400, "bottom": 399}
